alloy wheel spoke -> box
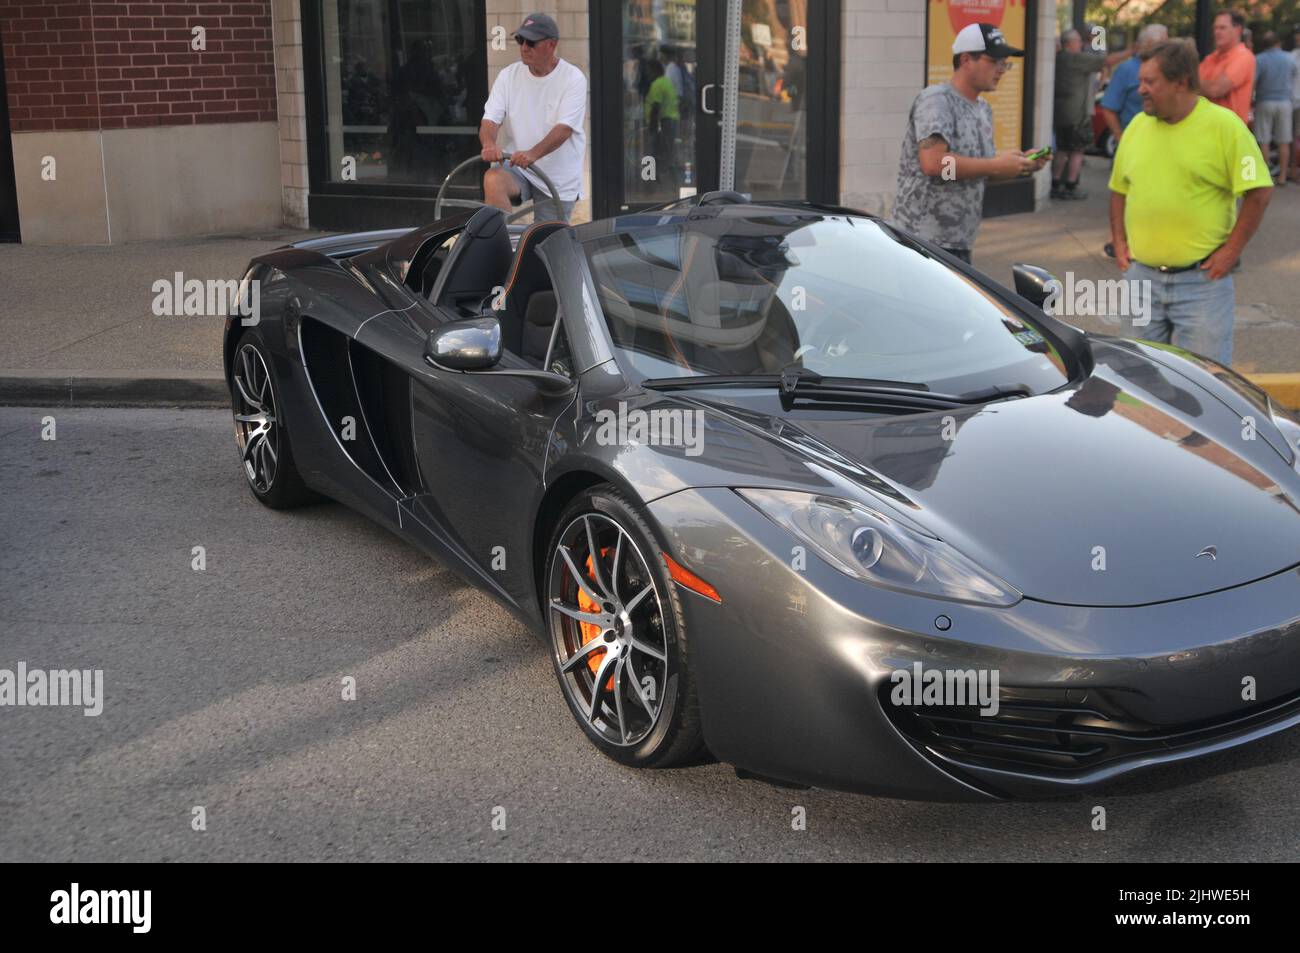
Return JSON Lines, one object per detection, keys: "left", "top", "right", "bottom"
{"left": 550, "top": 599, "right": 605, "bottom": 627}
{"left": 584, "top": 516, "right": 612, "bottom": 600}
{"left": 613, "top": 656, "right": 629, "bottom": 743}
{"left": 559, "top": 544, "right": 604, "bottom": 607}
{"left": 234, "top": 373, "right": 262, "bottom": 411}
{"left": 624, "top": 584, "right": 654, "bottom": 614}
{"left": 560, "top": 635, "right": 606, "bottom": 674}
{"left": 626, "top": 656, "right": 657, "bottom": 718}
{"left": 609, "top": 531, "right": 623, "bottom": 602}
{"left": 587, "top": 651, "right": 618, "bottom": 725}
{"left": 631, "top": 635, "right": 666, "bottom": 663}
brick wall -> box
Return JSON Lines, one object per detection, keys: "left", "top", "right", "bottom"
{"left": 2, "top": 0, "right": 277, "bottom": 133}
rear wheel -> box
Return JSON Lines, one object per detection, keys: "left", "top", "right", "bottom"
{"left": 544, "top": 487, "right": 705, "bottom": 767}
{"left": 231, "top": 330, "right": 319, "bottom": 509}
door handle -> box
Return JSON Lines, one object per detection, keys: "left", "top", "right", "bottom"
{"left": 701, "top": 83, "right": 716, "bottom": 115}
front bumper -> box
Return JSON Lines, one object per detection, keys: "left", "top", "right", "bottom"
{"left": 649, "top": 487, "right": 1300, "bottom": 800}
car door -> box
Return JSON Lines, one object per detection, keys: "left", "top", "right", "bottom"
{"left": 353, "top": 289, "right": 576, "bottom": 620}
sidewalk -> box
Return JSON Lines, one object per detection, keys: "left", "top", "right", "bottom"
{"left": 0, "top": 158, "right": 1296, "bottom": 406}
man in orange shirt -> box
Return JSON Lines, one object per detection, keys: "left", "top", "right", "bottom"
{"left": 1199, "top": 9, "right": 1255, "bottom": 123}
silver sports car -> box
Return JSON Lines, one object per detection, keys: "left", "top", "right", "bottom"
{"left": 223, "top": 192, "right": 1300, "bottom": 800}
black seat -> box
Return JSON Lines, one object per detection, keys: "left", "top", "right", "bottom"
{"left": 430, "top": 206, "right": 511, "bottom": 314}
{"left": 493, "top": 221, "right": 567, "bottom": 356}
{"left": 521, "top": 290, "right": 559, "bottom": 368}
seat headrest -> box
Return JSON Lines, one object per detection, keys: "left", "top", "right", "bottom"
{"left": 464, "top": 205, "right": 507, "bottom": 240}
{"left": 525, "top": 290, "right": 558, "bottom": 327}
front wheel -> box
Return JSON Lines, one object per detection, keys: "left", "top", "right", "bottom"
{"left": 544, "top": 487, "right": 705, "bottom": 767}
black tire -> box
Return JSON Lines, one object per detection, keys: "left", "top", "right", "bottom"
{"left": 230, "top": 329, "right": 320, "bottom": 509}
{"left": 544, "top": 485, "right": 706, "bottom": 768}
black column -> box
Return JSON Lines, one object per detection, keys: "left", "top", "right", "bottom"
{"left": 1195, "top": 0, "right": 1215, "bottom": 56}
{"left": 0, "top": 32, "right": 21, "bottom": 243}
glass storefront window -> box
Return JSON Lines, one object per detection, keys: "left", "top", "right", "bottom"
{"left": 320, "top": 0, "right": 487, "bottom": 187}
{"left": 735, "top": 0, "right": 807, "bottom": 201}
{"left": 622, "top": 0, "right": 700, "bottom": 205}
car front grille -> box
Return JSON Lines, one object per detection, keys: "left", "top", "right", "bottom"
{"left": 882, "top": 684, "right": 1300, "bottom": 777}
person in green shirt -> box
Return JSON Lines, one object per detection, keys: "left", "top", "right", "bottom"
{"left": 644, "top": 58, "right": 680, "bottom": 179}
{"left": 1108, "top": 40, "right": 1273, "bottom": 365}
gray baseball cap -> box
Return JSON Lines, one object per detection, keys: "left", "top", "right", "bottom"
{"left": 515, "top": 13, "right": 559, "bottom": 41}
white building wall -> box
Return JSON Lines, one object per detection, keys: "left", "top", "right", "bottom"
{"left": 272, "top": 0, "right": 310, "bottom": 229}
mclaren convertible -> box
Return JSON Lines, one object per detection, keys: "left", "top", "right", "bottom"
{"left": 222, "top": 188, "right": 1300, "bottom": 801}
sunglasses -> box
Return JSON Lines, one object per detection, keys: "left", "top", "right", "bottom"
{"left": 979, "top": 55, "right": 1014, "bottom": 71}
{"left": 515, "top": 36, "right": 550, "bottom": 47}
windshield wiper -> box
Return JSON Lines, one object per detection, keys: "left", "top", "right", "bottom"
{"left": 641, "top": 366, "right": 1031, "bottom": 412}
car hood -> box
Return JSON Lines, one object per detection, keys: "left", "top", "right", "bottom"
{"left": 660, "top": 341, "right": 1300, "bottom": 607}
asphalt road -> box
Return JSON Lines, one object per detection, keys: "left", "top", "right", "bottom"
{"left": 2, "top": 405, "right": 1298, "bottom": 862}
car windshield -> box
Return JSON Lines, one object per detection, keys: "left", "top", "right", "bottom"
{"left": 582, "top": 213, "right": 1071, "bottom": 397}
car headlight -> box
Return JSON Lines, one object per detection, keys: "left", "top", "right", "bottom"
{"left": 736, "top": 488, "right": 1021, "bottom": 607}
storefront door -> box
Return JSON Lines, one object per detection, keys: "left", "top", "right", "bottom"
{"left": 590, "top": 0, "right": 839, "bottom": 218}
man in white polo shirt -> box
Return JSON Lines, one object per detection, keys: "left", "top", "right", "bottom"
{"left": 479, "top": 13, "right": 587, "bottom": 222}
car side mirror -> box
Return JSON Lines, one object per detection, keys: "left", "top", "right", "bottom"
{"left": 424, "top": 316, "right": 575, "bottom": 394}
{"left": 425, "top": 316, "right": 502, "bottom": 371}
{"left": 1012, "top": 264, "right": 1058, "bottom": 310}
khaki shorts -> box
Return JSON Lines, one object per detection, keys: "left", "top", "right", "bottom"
{"left": 1254, "top": 100, "right": 1293, "bottom": 145}
{"left": 506, "top": 166, "right": 575, "bottom": 223}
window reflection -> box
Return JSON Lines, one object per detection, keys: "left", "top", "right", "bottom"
{"left": 736, "top": 0, "right": 807, "bottom": 201}
{"left": 623, "top": 0, "right": 698, "bottom": 205}
{"left": 322, "top": 0, "right": 487, "bottom": 187}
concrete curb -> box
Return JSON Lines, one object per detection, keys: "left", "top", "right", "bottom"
{"left": 0, "top": 370, "right": 227, "bottom": 408}
{"left": 0, "top": 370, "right": 1296, "bottom": 411}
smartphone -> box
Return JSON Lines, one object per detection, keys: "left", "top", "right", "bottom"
{"left": 1025, "top": 147, "right": 1053, "bottom": 161}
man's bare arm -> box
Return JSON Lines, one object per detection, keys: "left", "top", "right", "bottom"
{"left": 510, "top": 124, "right": 575, "bottom": 169}
{"left": 1109, "top": 191, "right": 1131, "bottom": 270}
{"left": 1101, "top": 108, "right": 1123, "bottom": 145}
{"left": 480, "top": 119, "right": 503, "bottom": 162}
{"left": 1200, "top": 71, "right": 1235, "bottom": 99}
{"left": 917, "top": 135, "right": 1035, "bottom": 180}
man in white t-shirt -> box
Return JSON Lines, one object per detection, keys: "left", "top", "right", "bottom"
{"left": 479, "top": 13, "right": 587, "bottom": 222}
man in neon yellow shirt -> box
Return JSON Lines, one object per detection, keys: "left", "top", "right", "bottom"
{"left": 644, "top": 58, "right": 680, "bottom": 181}
{"left": 1108, "top": 40, "right": 1272, "bottom": 365}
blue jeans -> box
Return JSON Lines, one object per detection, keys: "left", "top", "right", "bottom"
{"left": 1123, "top": 261, "right": 1235, "bottom": 365}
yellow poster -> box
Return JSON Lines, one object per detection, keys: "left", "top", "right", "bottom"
{"left": 926, "top": 0, "right": 1027, "bottom": 153}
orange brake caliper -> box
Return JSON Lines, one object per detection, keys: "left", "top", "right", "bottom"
{"left": 578, "top": 549, "right": 616, "bottom": 691}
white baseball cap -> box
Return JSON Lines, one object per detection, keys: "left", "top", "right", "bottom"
{"left": 952, "top": 22, "right": 1025, "bottom": 58}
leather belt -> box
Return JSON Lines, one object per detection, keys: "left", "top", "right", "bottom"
{"left": 1136, "top": 258, "right": 1205, "bottom": 274}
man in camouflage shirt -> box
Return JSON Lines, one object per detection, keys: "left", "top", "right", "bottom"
{"left": 892, "top": 23, "right": 1046, "bottom": 262}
